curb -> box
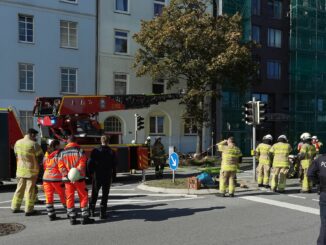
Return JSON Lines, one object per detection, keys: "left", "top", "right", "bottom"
{"left": 137, "top": 183, "right": 258, "bottom": 195}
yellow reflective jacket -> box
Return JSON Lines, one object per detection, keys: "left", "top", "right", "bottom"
{"left": 269, "top": 142, "right": 292, "bottom": 168}
{"left": 217, "top": 141, "right": 242, "bottom": 171}
{"left": 256, "top": 143, "right": 272, "bottom": 165}
{"left": 14, "top": 135, "right": 43, "bottom": 178}
{"left": 299, "top": 143, "right": 316, "bottom": 169}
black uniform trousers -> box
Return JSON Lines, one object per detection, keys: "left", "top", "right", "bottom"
{"left": 318, "top": 192, "right": 326, "bottom": 245}
{"left": 90, "top": 177, "right": 111, "bottom": 208}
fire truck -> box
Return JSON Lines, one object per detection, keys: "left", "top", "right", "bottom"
{"left": 0, "top": 108, "right": 24, "bottom": 180}
{"left": 33, "top": 94, "right": 181, "bottom": 173}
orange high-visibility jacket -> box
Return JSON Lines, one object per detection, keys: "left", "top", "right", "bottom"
{"left": 43, "top": 150, "right": 63, "bottom": 182}
{"left": 58, "top": 143, "right": 87, "bottom": 178}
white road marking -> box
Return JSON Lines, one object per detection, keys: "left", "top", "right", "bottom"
{"left": 110, "top": 188, "right": 135, "bottom": 191}
{"left": 288, "top": 194, "right": 306, "bottom": 199}
{"left": 240, "top": 196, "right": 319, "bottom": 215}
{"left": 312, "top": 199, "right": 319, "bottom": 202}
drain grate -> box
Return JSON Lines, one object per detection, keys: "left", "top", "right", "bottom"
{"left": 0, "top": 223, "right": 25, "bottom": 236}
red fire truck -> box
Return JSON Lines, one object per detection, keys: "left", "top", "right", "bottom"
{"left": 33, "top": 94, "right": 181, "bottom": 173}
{"left": 0, "top": 108, "right": 24, "bottom": 180}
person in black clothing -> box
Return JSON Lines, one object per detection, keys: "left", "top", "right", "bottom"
{"left": 308, "top": 155, "right": 326, "bottom": 245}
{"left": 87, "top": 135, "right": 116, "bottom": 219}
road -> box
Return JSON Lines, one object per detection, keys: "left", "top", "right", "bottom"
{"left": 0, "top": 177, "right": 320, "bottom": 245}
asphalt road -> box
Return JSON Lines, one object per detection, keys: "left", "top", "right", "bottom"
{"left": 0, "top": 175, "right": 321, "bottom": 245}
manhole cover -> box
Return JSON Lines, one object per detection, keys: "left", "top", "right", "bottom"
{"left": 0, "top": 223, "right": 25, "bottom": 236}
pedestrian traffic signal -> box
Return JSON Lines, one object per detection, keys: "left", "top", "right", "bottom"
{"left": 242, "top": 101, "right": 255, "bottom": 125}
{"left": 256, "top": 101, "right": 267, "bottom": 124}
{"left": 137, "top": 115, "right": 144, "bottom": 131}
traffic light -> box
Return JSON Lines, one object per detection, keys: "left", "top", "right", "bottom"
{"left": 256, "top": 101, "right": 267, "bottom": 124}
{"left": 137, "top": 115, "right": 144, "bottom": 130}
{"left": 242, "top": 101, "right": 255, "bottom": 125}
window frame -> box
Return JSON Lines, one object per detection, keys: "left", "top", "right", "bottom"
{"left": 60, "top": 20, "right": 78, "bottom": 49}
{"left": 252, "top": 0, "right": 261, "bottom": 16}
{"left": 114, "top": 72, "right": 128, "bottom": 95}
{"left": 152, "top": 79, "right": 165, "bottom": 94}
{"left": 252, "top": 25, "right": 261, "bottom": 44}
{"left": 267, "top": 60, "right": 281, "bottom": 80}
{"left": 114, "top": 0, "right": 129, "bottom": 14}
{"left": 104, "top": 116, "right": 122, "bottom": 133}
{"left": 18, "top": 63, "right": 34, "bottom": 92}
{"left": 149, "top": 116, "right": 165, "bottom": 135}
{"left": 18, "top": 14, "right": 34, "bottom": 43}
{"left": 114, "top": 29, "right": 129, "bottom": 55}
{"left": 268, "top": 0, "right": 282, "bottom": 19}
{"left": 19, "top": 111, "right": 34, "bottom": 134}
{"left": 60, "top": 0, "right": 78, "bottom": 4}
{"left": 154, "top": 0, "right": 166, "bottom": 16}
{"left": 60, "top": 67, "right": 78, "bottom": 94}
{"left": 267, "top": 28, "right": 282, "bottom": 48}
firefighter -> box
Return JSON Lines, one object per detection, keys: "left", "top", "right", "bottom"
{"left": 58, "top": 135, "right": 94, "bottom": 225}
{"left": 152, "top": 137, "right": 166, "bottom": 178}
{"left": 42, "top": 139, "right": 66, "bottom": 221}
{"left": 11, "top": 128, "right": 44, "bottom": 215}
{"left": 298, "top": 133, "right": 316, "bottom": 193}
{"left": 255, "top": 134, "right": 273, "bottom": 188}
{"left": 269, "top": 135, "right": 292, "bottom": 193}
{"left": 308, "top": 154, "right": 326, "bottom": 245}
{"left": 87, "top": 135, "right": 116, "bottom": 219}
{"left": 312, "top": 136, "right": 323, "bottom": 155}
{"left": 216, "top": 137, "right": 242, "bottom": 197}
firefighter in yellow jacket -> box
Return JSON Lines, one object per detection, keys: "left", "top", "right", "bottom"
{"left": 269, "top": 135, "right": 292, "bottom": 193}
{"left": 217, "top": 137, "right": 242, "bottom": 197}
{"left": 11, "top": 128, "right": 44, "bottom": 215}
{"left": 256, "top": 134, "right": 273, "bottom": 188}
{"left": 298, "top": 132, "right": 316, "bottom": 193}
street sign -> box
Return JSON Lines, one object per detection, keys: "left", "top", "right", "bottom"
{"left": 169, "top": 152, "right": 179, "bottom": 171}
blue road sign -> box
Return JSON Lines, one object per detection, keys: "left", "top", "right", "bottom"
{"left": 169, "top": 152, "right": 179, "bottom": 171}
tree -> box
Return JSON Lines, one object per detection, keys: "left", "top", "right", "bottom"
{"left": 133, "top": 0, "right": 258, "bottom": 155}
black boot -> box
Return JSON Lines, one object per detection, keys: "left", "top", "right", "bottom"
{"left": 81, "top": 216, "right": 95, "bottom": 225}
{"left": 70, "top": 217, "right": 77, "bottom": 225}
{"left": 89, "top": 204, "right": 96, "bottom": 217}
{"left": 49, "top": 214, "right": 56, "bottom": 221}
{"left": 100, "top": 206, "right": 107, "bottom": 220}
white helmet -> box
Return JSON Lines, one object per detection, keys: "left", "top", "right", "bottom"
{"left": 146, "top": 136, "right": 151, "bottom": 140}
{"left": 312, "top": 135, "right": 318, "bottom": 140}
{"left": 67, "top": 168, "right": 81, "bottom": 182}
{"left": 300, "top": 132, "right": 310, "bottom": 140}
{"left": 263, "top": 134, "right": 273, "bottom": 141}
{"left": 301, "top": 132, "right": 311, "bottom": 141}
{"left": 278, "top": 135, "right": 287, "bottom": 141}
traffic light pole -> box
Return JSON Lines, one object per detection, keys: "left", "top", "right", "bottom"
{"left": 134, "top": 114, "right": 138, "bottom": 143}
{"left": 252, "top": 97, "right": 257, "bottom": 182}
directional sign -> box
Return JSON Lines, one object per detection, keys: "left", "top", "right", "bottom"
{"left": 169, "top": 152, "right": 179, "bottom": 171}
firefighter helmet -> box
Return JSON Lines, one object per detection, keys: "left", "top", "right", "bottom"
{"left": 312, "top": 135, "right": 318, "bottom": 140}
{"left": 67, "top": 168, "right": 81, "bottom": 182}
{"left": 278, "top": 135, "right": 287, "bottom": 141}
{"left": 301, "top": 132, "right": 311, "bottom": 141}
{"left": 263, "top": 134, "right": 273, "bottom": 141}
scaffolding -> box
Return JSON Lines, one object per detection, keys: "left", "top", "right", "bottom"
{"left": 290, "top": 0, "right": 326, "bottom": 147}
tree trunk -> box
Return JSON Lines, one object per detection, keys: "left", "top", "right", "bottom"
{"left": 196, "top": 127, "right": 203, "bottom": 156}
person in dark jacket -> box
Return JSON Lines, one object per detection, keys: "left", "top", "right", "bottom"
{"left": 308, "top": 154, "right": 326, "bottom": 245}
{"left": 87, "top": 135, "right": 116, "bottom": 219}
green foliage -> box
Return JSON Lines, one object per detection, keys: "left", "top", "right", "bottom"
{"left": 133, "top": 0, "right": 258, "bottom": 152}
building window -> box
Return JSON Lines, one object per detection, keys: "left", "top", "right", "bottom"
{"left": 268, "top": 0, "right": 282, "bottom": 19}
{"left": 61, "top": 68, "right": 77, "bottom": 93}
{"left": 267, "top": 60, "right": 281, "bottom": 80}
{"left": 252, "top": 0, "right": 261, "bottom": 15}
{"left": 19, "top": 111, "right": 33, "bottom": 134}
{"left": 19, "top": 63, "right": 34, "bottom": 91}
{"left": 114, "top": 73, "right": 127, "bottom": 95}
{"left": 184, "top": 118, "right": 197, "bottom": 135}
{"left": 252, "top": 25, "right": 260, "bottom": 43}
{"left": 150, "top": 116, "right": 164, "bottom": 134}
{"left": 18, "top": 15, "right": 33, "bottom": 43}
{"left": 152, "top": 79, "right": 164, "bottom": 94}
{"left": 114, "top": 30, "right": 128, "bottom": 54}
{"left": 60, "top": 21, "right": 77, "bottom": 48}
{"left": 154, "top": 0, "right": 165, "bottom": 16}
{"left": 104, "top": 116, "right": 122, "bottom": 132}
{"left": 268, "top": 28, "right": 282, "bottom": 48}
{"left": 115, "top": 0, "right": 129, "bottom": 13}
{"left": 252, "top": 93, "right": 269, "bottom": 103}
